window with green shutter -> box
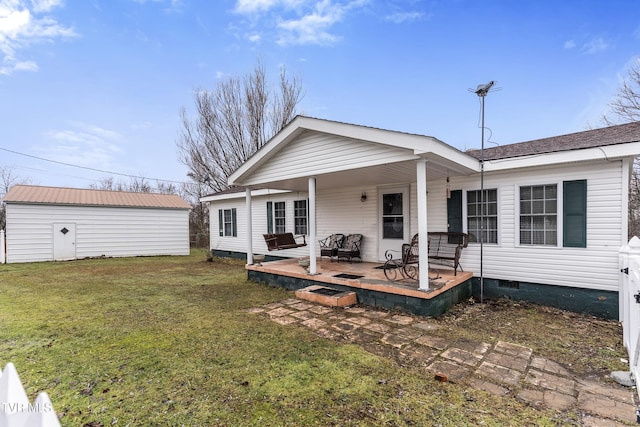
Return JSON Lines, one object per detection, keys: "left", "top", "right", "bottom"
{"left": 218, "top": 208, "right": 237, "bottom": 237}
{"left": 563, "top": 180, "right": 586, "bottom": 248}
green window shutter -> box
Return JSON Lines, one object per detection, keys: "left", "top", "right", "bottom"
{"left": 563, "top": 180, "right": 587, "bottom": 248}
{"left": 447, "top": 190, "right": 463, "bottom": 233}
{"left": 231, "top": 208, "right": 237, "bottom": 237}
{"left": 218, "top": 209, "right": 223, "bottom": 237}
{"left": 266, "top": 202, "right": 273, "bottom": 233}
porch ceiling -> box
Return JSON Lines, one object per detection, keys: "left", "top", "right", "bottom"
{"left": 248, "top": 158, "right": 475, "bottom": 192}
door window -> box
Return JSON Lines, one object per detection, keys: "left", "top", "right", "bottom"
{"left": 382, "top": 193, "right": 404, "bottom": 239}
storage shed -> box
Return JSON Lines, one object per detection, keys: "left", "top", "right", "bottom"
{"left": 2, "top": 185, "right": 191, "bottom": 263}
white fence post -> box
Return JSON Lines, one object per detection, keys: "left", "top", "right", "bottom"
{"left": 0, "top": 230, "right": 5, "bottom": 264}
{"left": 0, "top": 363, "right": 60, "bottom": 427}
{"left": 620, "top": 237, "right": 640, "bottom": 398}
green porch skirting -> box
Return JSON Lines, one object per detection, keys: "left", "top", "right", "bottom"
{"left": 473, "top": 277, "right": 619, "bottom": 320}
{"left": 247, "top": 270, "right": 473, "bottom": 317}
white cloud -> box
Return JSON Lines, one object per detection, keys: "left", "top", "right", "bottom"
{"left": 232, "top": 0, "right": 368, "bottom": 46}
{"left": 276, "top": 0, "right": 368, "bottom": 46}
{"left": 247, "top": 32, "right": 261, "bottom": 43}
{"left": 582, "top": 37, "right": 608, "bottom": 54}
{"left": 563, "top": 40, "right": 575, "bottom": 49}
{"left": 31, "top": 0, "right": 64, "bottom": 13}
{"left": 385, "top": 11, "right": 424, "bottom": 24}
{"left": 235, "top": 0, "right": 303, "bottom": 14}
{"left": 41, "top": 123, "right": 123, "bottom": 168}
{"left": 0, "top": 0, "right": 76, "bottom": 75}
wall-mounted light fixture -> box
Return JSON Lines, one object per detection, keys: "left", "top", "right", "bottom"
{"left": 446, "top": 177, "right": 451, "bottom": 199}
{"left": 360, "top": 192, "right": 367, "bottom": 202}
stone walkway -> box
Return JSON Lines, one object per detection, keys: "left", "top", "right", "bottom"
{"left": 248, "top": 298, "right": 638, "bottom": 426}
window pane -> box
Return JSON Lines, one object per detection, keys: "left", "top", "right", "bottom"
{"left": 383, "top": 193, "right": 403, "bottom": 215}
{"left": 545, "top": 199, "right": 557, "bottom": 214}
{"left": 383, "top": 217, "right": 404, "bottom": 239}
{"left": 545, "top": 185, "right": 557, "bottom": 199}
{"left": 532, "top": 200, "right": 544, "bottom": 214}
{"left": 532, "top": 186, "right": 544, "bottom": 199}
{"left": 533, "top": 230, "right": 545, "bottom": 245}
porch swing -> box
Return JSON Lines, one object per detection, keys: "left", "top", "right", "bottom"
{"left": 263, "top": 233, "right": 307, "bottom": 251}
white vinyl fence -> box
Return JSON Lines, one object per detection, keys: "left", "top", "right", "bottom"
{"left": 0, "top": 363, "right": 60, "bottom": 427}
{"left": 619, "top": 236, "right": 640, "bottom": 399}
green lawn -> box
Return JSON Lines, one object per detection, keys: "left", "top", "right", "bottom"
{"left": 1, "top": 251, "right": 581, "bottom": 426}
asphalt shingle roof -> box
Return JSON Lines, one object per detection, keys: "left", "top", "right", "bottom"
{"left": 466, "top": 121, "right": 640, "bottom": 161}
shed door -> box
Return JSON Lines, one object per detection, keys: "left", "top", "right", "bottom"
{"left": 53, "top": 223, "right": 76, "bottom": 261}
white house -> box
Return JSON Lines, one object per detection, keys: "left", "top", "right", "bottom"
{"left": 201, "top": 116, "right": 640, "bottom": 318}
{"left": 2, "top": 185, "right": 191, "bottom": 263}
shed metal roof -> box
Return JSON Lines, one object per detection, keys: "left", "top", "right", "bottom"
{"left": 3, "top": 185, "right": 191, "bottom": 209}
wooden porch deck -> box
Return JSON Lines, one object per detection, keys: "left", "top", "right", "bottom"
{"left": 246, "top": 258, "right": 474, "bottom": 316}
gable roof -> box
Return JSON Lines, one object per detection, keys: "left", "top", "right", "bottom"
{"left": 3, "top": 185, "right": 191, "bottom": 209}
{"left": 467, "top": 121, "right": 640, "bottom": 161}
{"left": 228, "top": 115, "right": 480, "bottom": 190}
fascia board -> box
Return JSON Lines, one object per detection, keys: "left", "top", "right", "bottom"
{"left": 199, "top": 188, "right": 291, "bottom": 203}
{"left": 483, "top": 142, "right": 640, "bottom": 172}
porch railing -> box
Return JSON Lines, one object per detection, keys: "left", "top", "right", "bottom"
{"left": 0, "top": 363, "right": 60, "bottom": 426}
{"left": 619, "top": 236, "right": 640, "bottom": 400}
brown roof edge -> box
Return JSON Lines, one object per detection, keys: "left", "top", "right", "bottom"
{"left": 466, "top": 121, "right": 640, "bottom": 161}
{"left": 3, "top": 185, "right": 192, "bottom": 209}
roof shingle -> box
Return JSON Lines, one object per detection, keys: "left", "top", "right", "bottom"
{"left": 466, "top": 121, "right": 640, "bottom": 161}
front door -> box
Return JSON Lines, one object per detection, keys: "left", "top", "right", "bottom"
{"left": 378, "top": 187, "right": 410, "bottom": 260}
{"left": 53, "top": 223, "right": 76, "bottom": 261}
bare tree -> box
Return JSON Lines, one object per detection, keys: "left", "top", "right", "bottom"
{"left": 177, "top": 62, "right": 303, "bottom": 193}
{"left": 1, "top": 166, "right": 31, "bottom": 230}
{"left": 603, "top": 59, "right": 640, "bottom": 125}
{"left": 602, "top": 58, "right": 640, "bottom": 238}
{"left": 89, "top": 176, "right": 176, "bottom": 195}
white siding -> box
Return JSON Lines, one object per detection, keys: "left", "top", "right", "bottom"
{"left": 434, "top": 160, "right": 625, "bottom": 292}
{"left": 244, "top": 131, "right": 417, "bottom": 186}
{"left": 5, "top": 204, "right": 189, "bottom": 263}
{"left": 210, "top": 192, "right": 312, "bottom": 258}
{"left": 210, "top": 159, "right": 628, "bottom": 292}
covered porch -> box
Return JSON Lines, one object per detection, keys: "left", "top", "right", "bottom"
{"left": 228, "top": 116, "right": 481, "bottom": 294}
{"left": 247, "top": 258, "right": 474, "bottom": 317}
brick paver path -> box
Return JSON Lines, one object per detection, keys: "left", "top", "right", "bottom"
{"left": 249, "top": 299, "right": 638, "bottom": 425}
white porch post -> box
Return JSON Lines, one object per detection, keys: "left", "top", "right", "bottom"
{"left": 245, "top": 188, "right": 253, "bottom": 265}
{"left": 417, "top": 159, "right": 429, "bottom": 290}
{"left": 308, "top": 177, "right": 317, "bottom": 274}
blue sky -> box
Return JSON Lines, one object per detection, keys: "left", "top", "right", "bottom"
{"left": 1, "top": 0, "right": 639, "bottom": 190}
